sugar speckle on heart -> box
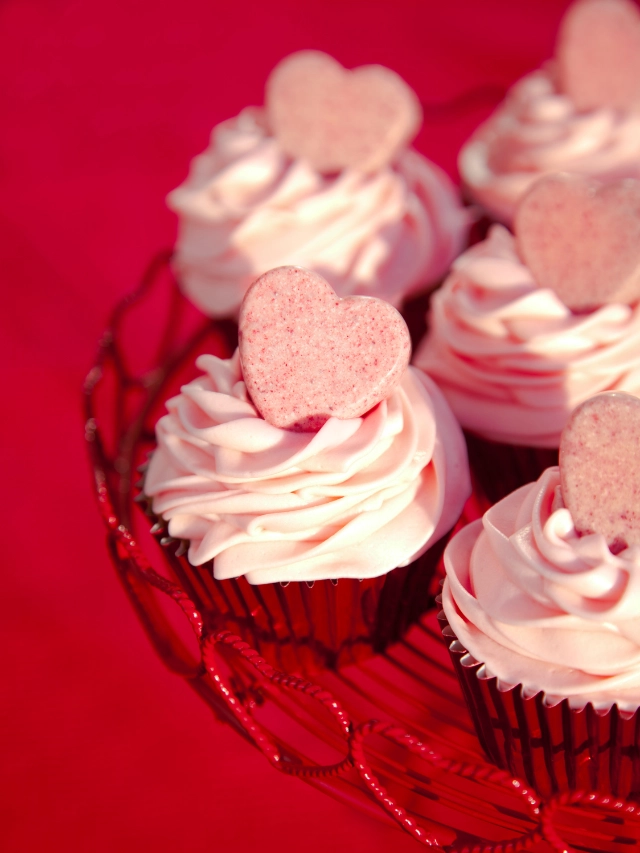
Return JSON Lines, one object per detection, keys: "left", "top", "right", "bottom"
{"left": 238, "top": 266, "right": 411, "bottom": 431}
{"left": 265, "top": 50, "right": 422, "bottom": 173}
{"left": 556, "top": 0, "right": 640, "bottom": 112}
{"left": 559, "top": 391, "right": 640, "bottom": 551}
{"left": 515, "top": 173, "right": 640, "bottom": 311}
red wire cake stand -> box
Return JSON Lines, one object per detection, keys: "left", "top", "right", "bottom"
{"left": 84, "top": 253, "right": 640, "bottom": 852}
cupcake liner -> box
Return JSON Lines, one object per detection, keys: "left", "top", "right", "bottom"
{"left": 464, "top": 431, "right": 559, "bottom": 507}
{"left": 438, "top": 609, "right": 640, "bottom": 800}
{"left": 155, "top": 528, "right": 450, "bottom": 676}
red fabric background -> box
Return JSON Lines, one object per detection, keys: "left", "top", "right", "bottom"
{"left": 1, "top": 1, "right": 572, "bottom": 850}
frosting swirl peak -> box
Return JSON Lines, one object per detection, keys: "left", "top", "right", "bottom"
{"left": 145, "top": 352, "right": 470, "bottom": 584}
{"left": 460, "top": 68, "right": 640, "bottom": 225}
{"left": 443, "top": 468, "right": 640, "bottom": 710}
{"left": 168, "top": 108, "right": 469, "bottom": 316}
{"left": 414, "top": 224, "right": 640, "bottom": 447}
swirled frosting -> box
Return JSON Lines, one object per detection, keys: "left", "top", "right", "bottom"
{"left": 168, "top": 108, "right": 470, "bottom": 317}
{"left": 443, "top": 467, "right": 640, "bottom": 711}
{"left": 414, "top": 224, "right": 640, "bottom": 447}
{"left": 460, "top": 68, "right": 640, "bottom": 225}
{"left": 144, "top": 352, "right": 470, "bottom": 584}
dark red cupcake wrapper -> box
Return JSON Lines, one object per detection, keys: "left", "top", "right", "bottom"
{"left": 463, "top": 432, "right": 559, "bottom": 507}
{"left": 438, "top": 609, "right": 640, "bottom": 800}
{"left": 150, "top": 523, "right": 450, "bottom": 676}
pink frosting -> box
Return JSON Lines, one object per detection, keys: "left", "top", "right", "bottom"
{"left": 460, "top": 68, "right": 640, "bottom": 225}
{"left": 443, "top": 467, "right": 640, "bottom": 711}
{"left": 168, "top": 107, "right": 470, "bottom": 317}
{"left": 414, "top": 224, "right": 640, "bottom": 447}
{"left": 144, "top": 352, "right": 470, "bottom": 584}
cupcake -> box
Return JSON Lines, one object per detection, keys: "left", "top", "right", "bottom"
{"left": 144, "top": 266, "right": 471, "bottom": 674}
{"left": 168, "top": 50, "right": 470, "bottom": 319}
{"left": 459, "top": 0, "right": 640, "bottom": 226}
{"left": 440, "top": 391, "right": 640, "bottom": 798}
{"left": 414, "top": 172, "right": 640, "bottom": 504}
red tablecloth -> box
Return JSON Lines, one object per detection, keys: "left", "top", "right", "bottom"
{"left": 0, "top": 1, "right": 571, "bottom": 850}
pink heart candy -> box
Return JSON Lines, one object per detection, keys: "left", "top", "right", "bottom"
{"left": 560, "top": 392, "right": 640, "bottom": 551}
{"left": 514, "top": 173, "right": 640, "bottom": 311}
{"left": 238, "top": 266, "right": 411, "bottom": 431}
{"left": 556, "top": 0, "right": 640, "bottom": 112}
{"left": 265, "top": 50, "right": 422, "bottom": 174}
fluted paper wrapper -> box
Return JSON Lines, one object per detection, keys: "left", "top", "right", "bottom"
{"left": 439, "top": 611, "right": 640, "bottom": 799}
{"left": 163, "top": 534, "right": 449, "bottom": 676}
{"left": 464, "top": 432, "right": 559, "bottom": 507}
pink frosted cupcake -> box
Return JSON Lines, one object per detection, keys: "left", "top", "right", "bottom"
{"left": 144, "top": 266, "right": 470, "bottom": 674}
{"left": 414, "top": 172, "right": 640, "bottom": 503}
{"left": 440, "top": 392, "right": 640, "bottom": 798}
{"left": 460, "top": 0, "right": 640, "bottom": 225}
{"left": 168, "top": 50, "right": 470, "bottom": 318}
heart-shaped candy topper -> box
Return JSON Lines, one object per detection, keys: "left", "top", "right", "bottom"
{"left": 556, "top": 0, "right": 640, "bottom": 113}
{"left": 265, "top": 50, "right": 422, "bottom": 174}
{"left": 238, "top": 267, "right": 411, "bottom": 431}
{"left": 514, "top": 173, "right": 640, "bottom": 311}
{"left": 559, "top": 392, "right": 640, "bottom": 551}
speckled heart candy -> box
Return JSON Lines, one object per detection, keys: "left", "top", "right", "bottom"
{"left": 238, "top": 266, "right": 411, "bottom": 431}
{"left": 556, "top": 0, "right": 640, "bottom": 112}
{"left": 265, "top": 50, "right": 422, "bottom": 174}
{"left": 514, "top": 173, "right": 640, "bottom": 311}
{"left": 560, "top": 392, "right": 640, "bottom": 551}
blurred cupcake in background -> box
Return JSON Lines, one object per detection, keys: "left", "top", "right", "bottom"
{"left": 459, "top": 0, "right": 640, "bottom": 225}
{"left": 414, "top": 172, "right": 640, "bottom": 504}
{"left": 168, "top": 50, "right": 470, "bottom": 319}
